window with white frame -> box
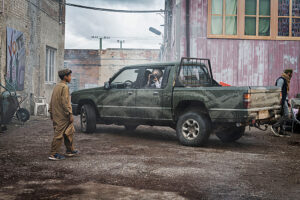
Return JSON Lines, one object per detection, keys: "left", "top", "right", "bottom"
{"left": 45, "top": 46, "right": 56, "bottom": 82}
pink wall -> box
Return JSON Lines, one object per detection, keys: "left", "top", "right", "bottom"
{"left": 164, "top": 0, "right": 300, "bottom": 98}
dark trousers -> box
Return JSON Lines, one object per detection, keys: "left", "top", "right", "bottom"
{"left": 272, "top": 100, "right": 289, "bottom": 131}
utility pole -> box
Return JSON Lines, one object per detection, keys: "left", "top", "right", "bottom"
{"left": 91, "top": 36, "right": 110, "bottom": 67}
{"left": 117, "top": 40, "right": 125, "bottom": 49}
{"left": 91, "top": 36, "right": 110, "bottom": 51}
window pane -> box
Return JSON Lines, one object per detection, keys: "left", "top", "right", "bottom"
{"left": 144, "top": 68, "right": 166, "bottom": 89}
{"left": 46, "top": 49, "right": 48, "bottom": 81}
{"left": 292, "top": 18, "right": 300, "bottom": 36}
{"left": 226, "top": 0, "right": 237, "bottom": 15}
{"left": 179, "top": 65, "right": 211, "bottom": 87}
{"left": 225, "top": 16, "right": 237, "bottom": 34}
{"left": 292, "top": 0, "right": 300, "bottom": 16}
{"left": 245, "top": 0, "right": 256, "bottom": 15}
{"left": 50, "top": 51, "right": 53, "bottom": 82}
{"left": 211, "top": 16, "right": 223, "bottom": 34}
{"left": 278, "top": 18, "right": 290, "bottom": 36}
{"left": 112, "top": 69, "right": 138, "bottom": 84}
{"left": 245, "top": 17, "right": 256, "bottom": 35}
{"left": 212, "top": 0, "right": 223, "bottom": 14}
{"left": 279, "top": 0, "right": 290, "bottom": 16}
{"left": 51, "top": 51, "right": 55, "bottom": 82}
{"left": 259, "top": 0, "right": 270, "bottom": 16}
{"left": 259, "top": 17, "right": 270, "bottom": 36}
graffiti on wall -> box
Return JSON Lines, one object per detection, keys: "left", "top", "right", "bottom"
{"left": 6, "top": 27, "right": 26, "bottom": 91}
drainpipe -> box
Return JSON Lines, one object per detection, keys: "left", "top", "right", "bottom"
{"left": 0, "top": 0, "right": 4, "bottom": 14}
{"left": 185, "top": 0, "right": 190, "bottom": 57}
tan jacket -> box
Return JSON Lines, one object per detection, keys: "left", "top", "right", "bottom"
{"left": 49, "top": 81, "right": 74, "bottom": 135}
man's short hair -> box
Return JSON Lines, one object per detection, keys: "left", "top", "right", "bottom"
{"left": 284, "top": 69, "right": 293, "bottom": 74}
{"left": 58, "top": 69, "right": 72, "bottom": 80}
{"left": 153, "top": 69, "right": 163, "bottom": 77}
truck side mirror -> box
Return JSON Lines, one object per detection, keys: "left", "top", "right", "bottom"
{"left": 104, "top": 82, "right": 110, "bottom": 89}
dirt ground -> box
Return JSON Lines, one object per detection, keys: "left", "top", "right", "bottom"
{"left": 0, "top": 116, "right": 300, "bottom": 200}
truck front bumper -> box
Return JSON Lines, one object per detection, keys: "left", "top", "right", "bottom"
{"left": 72, "top": 104, "right": 79, "bottom": 116}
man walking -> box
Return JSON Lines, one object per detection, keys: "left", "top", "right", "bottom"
{"left": 271, "top": 69, "right": 293, "bottom": 137}
{"left": 48, "top": 69, "right": 78, "bottom": 160}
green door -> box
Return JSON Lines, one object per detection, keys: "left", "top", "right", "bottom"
{"left": 100, "top": 68, "right": 141, "bottom": 119}
{"left": 135, "top": 66, "right": 173, "bottom": 120}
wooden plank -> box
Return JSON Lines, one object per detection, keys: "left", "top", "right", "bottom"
{"left": 256, "top": 0, "right": 259, "bottom": 36}
{"left": 207, "top": 0, "right": 211, "bottom": 35}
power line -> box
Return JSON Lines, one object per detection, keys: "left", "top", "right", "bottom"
{"left": 65, "top": 3, "right": 165, "bottom": 13}
{"left": 110, "top": 36, "right": 161, "bottom": 40}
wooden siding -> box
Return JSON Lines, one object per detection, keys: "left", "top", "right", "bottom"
{"left": 164, "top": 0, "right": 300, "bottom": 98}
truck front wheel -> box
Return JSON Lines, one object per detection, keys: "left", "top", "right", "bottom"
{"left": 176, "top": 112, "right": 210, "bottom": 146}
{"left": 80, "top": 104, "right": 96, "bottom": 133}
{"left": 215, "top": 126, "right": 245, "bottom": 143}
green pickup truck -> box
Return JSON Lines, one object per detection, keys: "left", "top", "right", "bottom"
{"left": 71, "top": 58, "right": 281, "bottom": 146}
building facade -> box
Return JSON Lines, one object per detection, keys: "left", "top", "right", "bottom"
{"left": 163, "top": 0, "right": 300, "bottom": 98}
{"left": 0, "top": 0, "right": 65, "bottom": 112}
{"left": 64, "top": 48, "right": 160, "bottom": 91}
{"left": 64, "top": 49, "right": 101, "bottom": 92}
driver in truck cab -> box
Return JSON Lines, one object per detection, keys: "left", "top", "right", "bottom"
{"left": 147, "top": 69, "right": 163, "bottom": 89}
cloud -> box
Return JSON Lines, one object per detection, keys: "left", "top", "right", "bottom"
{"left": 65, "top": 0, "right": 164, "bottom": 49}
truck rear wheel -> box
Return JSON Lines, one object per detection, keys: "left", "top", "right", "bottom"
{"left": 80, "top": 104, "right": 96, "bottom": 133}
{"left": 176, "top": 112, "right": 210, "bottom": 146}
{"left": 215, "top": 126, "right": 245, "bottom": 143}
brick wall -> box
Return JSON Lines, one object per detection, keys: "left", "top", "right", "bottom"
{"left": 64, "top": 50, "right": 100, "bottom": 91}
{"left": 0, "top": 0, "right": 65, "bottom": 112}
{"left": 64, "top": 48, "right": 160, "bottom": 91}
{"left": 99, "top": 48, "right": 160, "bottom": 85}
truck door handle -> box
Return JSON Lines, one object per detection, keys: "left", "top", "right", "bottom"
{"left": 153, "top": 92, "right": 158, "bottom": 95}
{"left": 128, "top": 92, "right": 133, "bottom": 95}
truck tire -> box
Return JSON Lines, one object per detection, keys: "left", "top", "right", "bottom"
{"left": 80, "top": 104, "right": 96, "bottom": 133}
{"left": 215, "top": 126, "right": 245, "bottom": 143}
{"left": 16, "top": 108, "right": 30, "bottom": 122}
{"left": 176, "top": 112, "right": 210, "bottom": 146}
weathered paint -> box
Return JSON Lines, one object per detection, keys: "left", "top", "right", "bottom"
{"left": 72, "top": 61, "right": 281, "bottom": 125}
{"left": 163, "top": 0, "right": 300, "bottom": 98}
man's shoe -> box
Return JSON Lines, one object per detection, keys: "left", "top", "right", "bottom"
{"left": 65, "top": 150, "right": 79, "bottom": 157}
{"left": 48, "top": 153, "right": 65, "bottom": 161}
{"left": 271, "top": 126, "right": 281, "bottom": 137}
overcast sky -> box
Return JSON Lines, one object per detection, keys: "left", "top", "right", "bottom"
{"left": 65, "top": 0, "right": 165, "bottom": 50}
